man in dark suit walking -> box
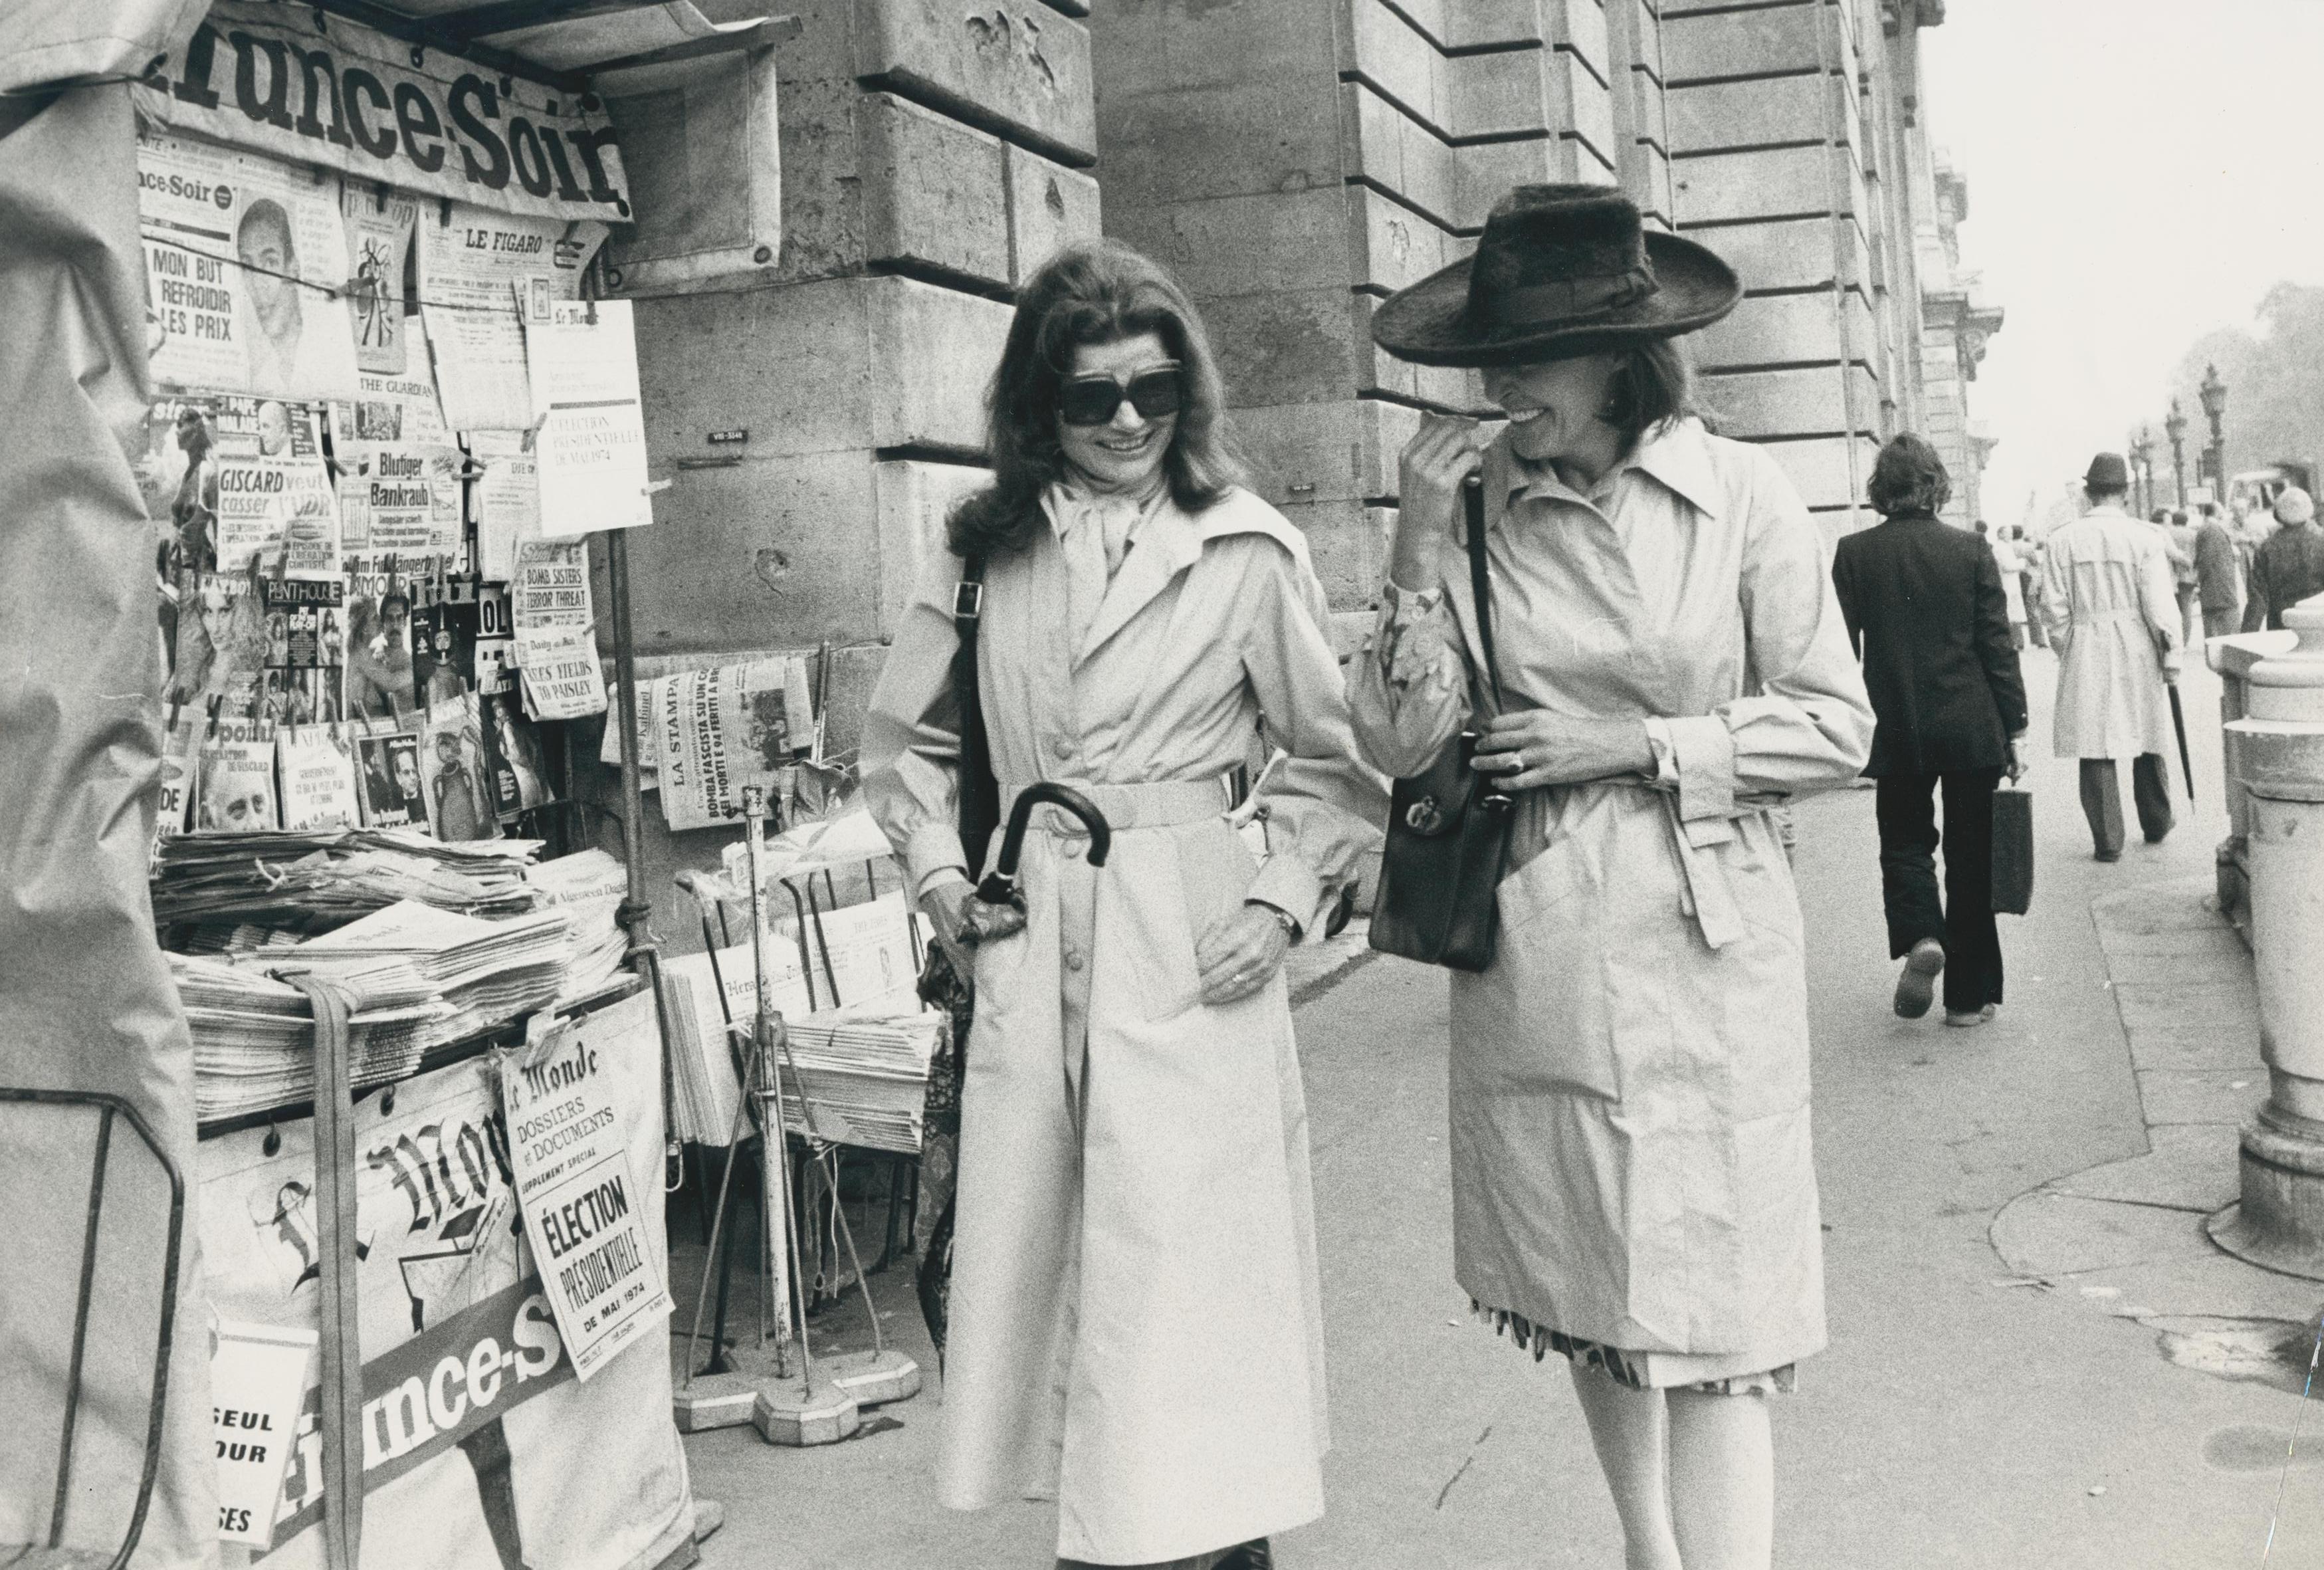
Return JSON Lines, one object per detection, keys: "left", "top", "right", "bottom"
{"left": 1832, "top": 435, "right": 2029, "bottom": 1028}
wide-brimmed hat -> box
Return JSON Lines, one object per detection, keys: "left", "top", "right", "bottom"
{"left": 1370, "top": 185, "right": 1743, "bottom": 368}
{"left": 2083, "top": 453, "right": 2131, "bottom": 492}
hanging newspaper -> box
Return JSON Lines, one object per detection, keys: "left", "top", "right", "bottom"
{"left": 474, "top": 433, "right": 541, "bottom": 580}
{"left": 498, "top": 997, "right": 674, "bottom": 1381}
{"left": 136, "top": 132, "right": 361, "bottom": 402}
{"left": 518, "top": 631, "right": 607, "bottom": 722}
{"left": 277, "top": 729, "right": 362, "bottom": 832}
{"left": 330, "top": 316, "right": 453, "bottom": 447}
{"left": 194, "top": 729, "right": 281, "bottom": 834}
{"left": 341, "top": 186, "right": 418, "bottom": 377}
{"left": 213, "top": 453, "right": 340, "bottom": 578}
{"left": 419, "top": 204, "right": 606, "bottom": 431}
{"left": 525, "top": 300, "right": 653, "bottom": 535}
{"left": 655, "top": 657, "right": 813, "bottom": 832}
{"left": 513, "top": 539, "right": 592, "bottom": 631}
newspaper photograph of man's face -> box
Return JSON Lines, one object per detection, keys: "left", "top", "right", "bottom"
{"left": 196, "top": 744, "right": 276, "bottom": 834}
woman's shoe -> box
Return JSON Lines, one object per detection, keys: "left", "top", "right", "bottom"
{"left": 1893, "top": 939, "right": 1945, "bottom": 1019}
{"left": 1944, "top": 1004, "right": 1998, "bottom": 1028}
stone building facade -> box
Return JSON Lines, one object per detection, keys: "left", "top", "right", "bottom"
{"left": 594, "top": 0, "right": 2000, "bottom": 929}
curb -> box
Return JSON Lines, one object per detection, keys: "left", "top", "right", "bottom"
{"left": 1986, "top": 876, "right": 2323, "bottom": 1387}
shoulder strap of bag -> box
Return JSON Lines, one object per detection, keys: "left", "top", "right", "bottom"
{"left": 1464, "top": 475, "right": 1504, "bottom": 710}
{"left": 951, "top": 557, "right": 1001, "bottom": 877}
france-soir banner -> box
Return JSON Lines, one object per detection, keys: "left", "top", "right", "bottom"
{"left": 195, "top": 990, "right": 692, "bottom": 1567}
{"left": 135, "top": 0, "right": 633, "bottom": 225}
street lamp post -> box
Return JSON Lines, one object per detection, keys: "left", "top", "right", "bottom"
{"left": 2165, "top": 398, "right": 2190, "bottom": 509}
{"left": 2200, "top": 363, "right": 2230, "bottom": 509}
{"left": 2131, "top": 427, "right": 2155, "bottom": 516}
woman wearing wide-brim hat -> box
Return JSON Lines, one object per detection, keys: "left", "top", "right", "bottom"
{"left": 1348, "top": 185, "right": 1874, "bottom": 1569}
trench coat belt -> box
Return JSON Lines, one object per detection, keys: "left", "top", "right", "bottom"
{"left": 1024, "top": 777, "right": 1237, "bottom": 838}
{"left": 2069, "top": 608, "right": 2152, "bottom": 627}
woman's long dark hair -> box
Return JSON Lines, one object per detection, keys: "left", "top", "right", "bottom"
{"left": 947, "top": 239, "right": 1243, "bottom": 558}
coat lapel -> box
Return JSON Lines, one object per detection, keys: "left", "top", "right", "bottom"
{"left": 1076, "top": 501, "right": 1202, "bottom": 666}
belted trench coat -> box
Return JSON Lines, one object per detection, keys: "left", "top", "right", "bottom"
{"left": 863, "top": 486, "right": 1382, "bottom": 1565}
{"left": 1349, "top": 421, "right": 1873, "bottom": 1383}
{"left": 2037, "top": 506, "right": 2179, "bottom": 759}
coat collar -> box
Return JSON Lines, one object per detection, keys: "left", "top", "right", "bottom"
{"left": 1070, "top": 487, "right": 1300, "bottom": 665}
{"left": 1491, "top": 416, "right": 1725, "bottom": 526}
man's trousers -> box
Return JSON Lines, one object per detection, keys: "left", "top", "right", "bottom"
{"left": 1875, "top": 768, "right": 2006, "bottom": 1014}
{"left": 2078, "top": 754, "right": 2173, "bottom": 859}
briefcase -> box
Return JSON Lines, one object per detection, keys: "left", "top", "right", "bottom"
{"left": 1991, "top": 785, "right": 2034, "bottom": 916}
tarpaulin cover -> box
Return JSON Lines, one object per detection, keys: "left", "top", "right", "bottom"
{"left": 0, "top": 0, "right": 209, "bottom": 95}
{"left": 0, "top": 80, "right": 218, "bottom": 1569}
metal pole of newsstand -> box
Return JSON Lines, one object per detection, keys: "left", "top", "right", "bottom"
{"left": 603, "top": 523, "right": 683, "bottom": 1193}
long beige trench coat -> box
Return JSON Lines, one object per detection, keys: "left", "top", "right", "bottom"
{"left": 2037, "top": 505, "right": 2180, "bottom": 759}
{"left": 1349, "top": 421, "right": 1873, "bottom": 1384}
{"left": 863, "top": 487, "right": 1382, "bottom": 1564}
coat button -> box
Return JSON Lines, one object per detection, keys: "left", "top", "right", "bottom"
{"left": 1059, "top": 840, "right": 1083, "bottom": 861}
{"left": 1064, "top": 950, "right": 1085, "bottom": 972}
{"left": 1051, "top": 736, "right": 1077, "bottom": 759}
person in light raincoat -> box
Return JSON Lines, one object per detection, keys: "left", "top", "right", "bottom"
{"left": 863, "top": 239, "right": 1382, "bottom": 1570}
{"left": 1349, "top": 185, "right": 1874, "bottom": 1570}
{"left": 2038, "top": 453, "right": 2181, "bottom": 860}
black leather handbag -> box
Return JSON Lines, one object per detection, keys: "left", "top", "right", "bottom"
{"left": 1368, "top": 475, "right": 1516, "bottom": 972}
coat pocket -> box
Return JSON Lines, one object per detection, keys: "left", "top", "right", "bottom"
{"left": 1463, "top": 838, "right": 1620, "bottom": 1099}
{"left": 1101, "top": 834, "right": 1210, "bottom": 1023}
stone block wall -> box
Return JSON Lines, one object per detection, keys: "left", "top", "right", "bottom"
{"left": 1094, "top": 0, "right": 1671, "bottom": 640}
{"left": 593, "top": 0, "right": 1101, "bottom": 942}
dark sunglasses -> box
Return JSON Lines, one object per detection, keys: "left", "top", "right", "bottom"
{"left": 1057, "top": 363, "right": 1186, "bottom": 427}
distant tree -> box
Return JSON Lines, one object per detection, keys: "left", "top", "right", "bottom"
{"left": 2149, "top": 284, "right": 2324, "bottom": 493}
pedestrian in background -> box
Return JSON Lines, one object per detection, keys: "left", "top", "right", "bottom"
{"left": 2042, "top": 454, "right": 2181, "bottom": 861}
{"left": 2013, "top": 526, "right": 2050, "bottom": 649}
{"left": 2240, "top": 485, "right": 2324, "bottom": 631}
{"left": 1833, "top": 437, "right": 2028, "bottom": 1027}
{"left": 1982, "top": 521, "right": 2030, "bottom": 650}
{"left": 865, "top": 239, "right": 1381, "bottom": 1570}
{"left": 2165, "top": 508, "right": 2202, "bottom": 645}
{"left": 1351, "top": 184, "right": 1873, "bottom": 1570}
{"left": 2194, "top": 500, "right": 2244, "bottom": 639}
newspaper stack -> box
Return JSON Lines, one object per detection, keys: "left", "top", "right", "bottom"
{"left": 171, "top": 953, "right": 444, "bottom": 1119}
{"left": 528, "top": 849, "right": 631, "bottom": 1007}
{"left": 290, "top": 901, "right": 572, "bottom": 1053}
{"left": 775, "top": 1005, "right": 944, "bottom": 1155}
{"left": 152, "top": 828, "right": 541, "bottom": 931}
{"left": 659, "top": 935, "right": 812, "bottom": 1147}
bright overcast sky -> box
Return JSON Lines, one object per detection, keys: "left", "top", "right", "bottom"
{"left": 1920, "top": 0, "right": 2324, "bottom": 526}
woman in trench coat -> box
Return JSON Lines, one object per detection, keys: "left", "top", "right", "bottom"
{"left": 1349, "top": 187, "right": 1875, "bottom": 1569}
{"left": 863, "top": 239, "right": 1381, "bottom": 1570}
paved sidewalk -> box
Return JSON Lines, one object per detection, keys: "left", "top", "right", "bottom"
{"left": 1990, "top": 875, "right": 2324, "bottom": 1395}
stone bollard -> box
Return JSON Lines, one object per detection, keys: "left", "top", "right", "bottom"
{"left": 2210, "top": 594, "right": 2324, "bottom": 1278}
{"left": 2207, "top": 621, "right": 2302, "bottom": 935}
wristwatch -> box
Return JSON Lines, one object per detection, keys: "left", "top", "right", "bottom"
{"left": 1249, "top": 900, "right": 1301, "bottom": 941}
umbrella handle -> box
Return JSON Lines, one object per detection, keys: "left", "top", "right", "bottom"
{"left": 976, "top": 782, "right": 1114, "bottom": 905}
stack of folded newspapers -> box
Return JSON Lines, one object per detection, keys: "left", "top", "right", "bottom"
{"left": 171, "top": 953, "right": 442, "bottom": 1119}
{"left": 152, "top": 828, "right": 540, "bottom": 932}
{"left": 173, "top": 900, "right": 573, "bottom": 1120}
{"left": 775, "top": 1005, "right": 945, "bottom": 1155}
{"left": 527, "top": 849, "right": 631, "bottom": 1007}
{"left": 289, "top": 901, "right": 572, "bottom": 1053}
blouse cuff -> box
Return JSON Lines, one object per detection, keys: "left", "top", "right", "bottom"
{"left": 903, "top": 820, "right": 973, "bottom": 899}
{"left": 1645, "top": 715, "right": 1737, "bottom": 823}
{"left": 1368, "top": 580, "right": 1462, "bottom": 696}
